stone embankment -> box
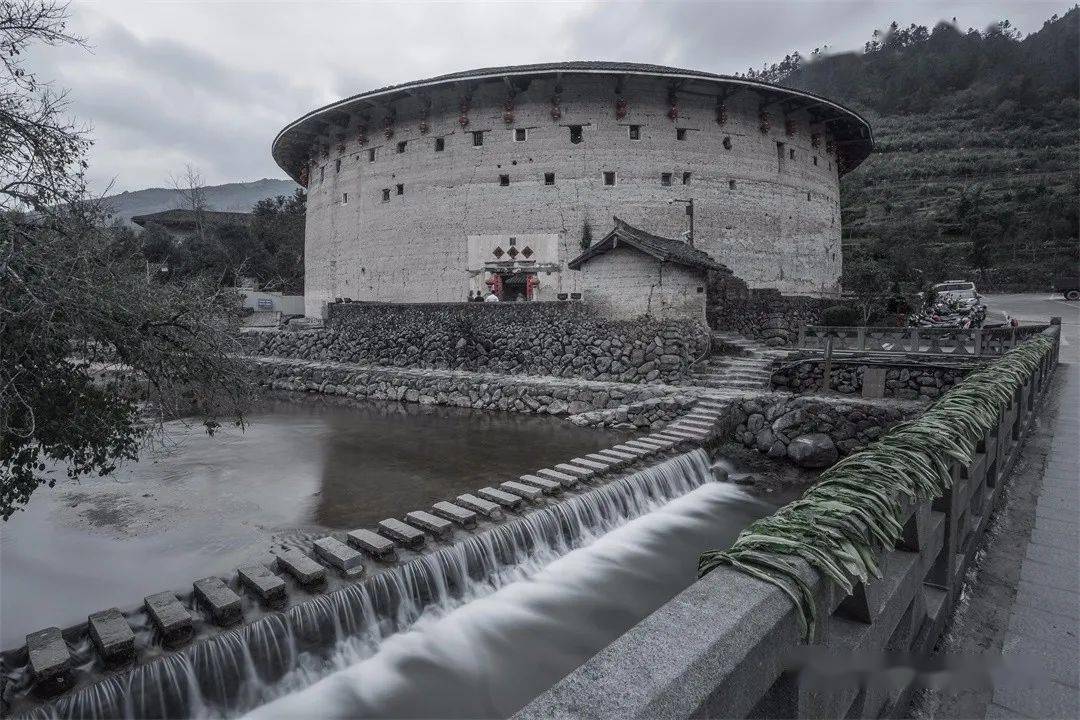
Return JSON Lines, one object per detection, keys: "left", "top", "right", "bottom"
{"left": 770, "top": 358, "right": 975, "bottom": 401}
{"left": 244, "top": 301, "right": 709, "bottom": 384}
{"left": 731, "top": 395, "right": 915, "bottom": 466}
{"left": 708, "top": 286, "right": 829, "bottom": 347}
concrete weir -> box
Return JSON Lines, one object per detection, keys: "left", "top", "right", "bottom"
{"left": 1, "top": 401, "right": 727, "bottom": 717}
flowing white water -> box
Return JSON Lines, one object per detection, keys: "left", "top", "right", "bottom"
{"left": 18, "top": 450, "right": 767, "bottom": 719}
{"left": 246, "top": 460, "right": 767, "bottom": 719}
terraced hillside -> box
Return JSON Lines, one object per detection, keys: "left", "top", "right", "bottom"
{"left": 775, "top": 8, "right": 1079, "bottom": 292}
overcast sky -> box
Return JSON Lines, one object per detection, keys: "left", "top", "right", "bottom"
{"left": 28, "top": 0, "right": 1068, "bottom": 194}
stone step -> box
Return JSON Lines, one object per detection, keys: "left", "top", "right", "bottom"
{"left": 144, "top": 591, "right": 193, "bottom": 640}
{"left": 612, "top": 443, "right": 652, "bottom": 457}
{"left": 477, "top": 486, "right": 524, "bottom": 509}
{"left": 501, "top": 480, "right": 544, "bottom": 500}
{"left": 677, "top": 418, "right": 714, "bottom": 429}
{"left": 432, "top": 501, "right": 478, "bottom": 527}
{"left": 405, "top": 510, "right": 454, "bottom": 538}
{"left": 568, "top": 457, "right": 609, "bottom": 472}
{"left": 346, "top": 528, "right": 397, "bottom": 559}
{"left": 639, "top": 437, "right": 677, "bottom": 450}
{"left": 653, "top": 432, "right": 699, "bottom": 444}
{"left": 554, "top": 463, "right": 595, "bottom": 481}
{"left": 537, "top": 468, "right": 579, "bottom": 487}
{"left": 313, "top": 537, "right": 365, "bottom": 575}
{"left": 455, "top": 493, "right": 502, "bottom": 517}
{"left": 584, "top": 452, "right": 621, "bottom": 469}
{"left": 683, "top": 412, "right": 721, "bottom": 423}
{"left": 378, "top": 518, "right": 426, "bottom": 547}
{"left": 238, "top": 563, "right": 287, "bottom": 602}
{"left": 87, "top": 608, "right": 135, "bottom": 662}
{"left": 518, "top": 474, "right": 562, "bottom": 494}
{"left": 193, "top": 577, "right": 243, "bottom": 624}
{"left": 26, "top": 627, "right": 70, "bottom": 681}
{"left": 625, "top": 439, "right": 664, "bottom": 452}
{"left": 597, "top": 449, "right": 637, "bottom": 466}
{"left": 275, "top": 550, "right": 327, "bottom": 586}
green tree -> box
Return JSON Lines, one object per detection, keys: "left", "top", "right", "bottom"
{"left": 1, "top": 2, "right": 250, "bottom": 519}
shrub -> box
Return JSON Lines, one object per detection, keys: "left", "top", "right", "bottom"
{"left": 821, "top": 305, "right": 862, "bottom": 326}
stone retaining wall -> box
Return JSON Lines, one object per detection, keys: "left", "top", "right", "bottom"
{"left": 244, "top": 301, "right": 709, "bottom": 384}
{"left": 770, "top": 359, "right": 974, "bottom": 401}
{"left": 708, "top": 283, "right": 829, "bottom": 346}
{"left": 253, "top": 357, "right": 698, "bottom": 429}
{"left": 730, "top": 396, "right": 912, "bottom": 466}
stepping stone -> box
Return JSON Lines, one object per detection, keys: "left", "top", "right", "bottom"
{"left": 346, "top": 528, "right": 397, "bottom": 559}
{"left": 677, "top": 418, "right": 713, "bottom": 429}
{"left": 644, "top": 436, "right": 678, "bottom": 448}
{"left": 477, "top": 487, "right": 523, "bottom": 509}
{"left": 612, "top": 443, "right": 652, "bottom": 457}
{"left": 87, "top": 608, "right": 135, "bottom": 662}
{"left": 518, "top": 474, "right": 562, "bottom": 494}
{"left": 313, "top": 537, "right": 365, "bottom": 576}
{"left": 555, "top": 463, "right": 595, "bottom": 480}
{"left": 597, "top": 449, "right": 636, "bottom": 465}
{"left": 625, "top": 439, "right": 664, "bottom": 452}
{"left": 569, "top": 457, "right": 608, "bottom": 472}
{"left": 378, "top": 518, "right": 425, "bottom": 547}
{"left": 537, "top": 468, "right": 578, "bottom": 487}
{"left": 684, "top": 412, "right": 720, "bottom": 421}
{"left": 26, "top": 627, "right": 70, "bottom": 681}
{"left": 405, "top": 510, "right": 454, "bottom": 538}
{"left": 238, "top": 564, "right": 287, "bottom": 603}
{"left": 500, "top": 480, "right": 544, "bottom": 500}
{"left": 144, "top": 591, "right": 192, "bottom": 640}
{"left": 274, "top": 550, "right": 326, "bottom": 586}
{"left": 432, "top": 501, "right": 478, "bottom": 527}
{"left": 193, "top": 577, "right": 242, "bottom": 625}
{"left": 585, "top": 453, "right": 621, "bottom": 469}
{"left": 455, "top": 493, "right": 501, "bottom": 517}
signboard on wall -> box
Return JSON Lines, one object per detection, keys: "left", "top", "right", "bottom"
{"left": 466, "top": 233, "right": 559, "bottom": 272}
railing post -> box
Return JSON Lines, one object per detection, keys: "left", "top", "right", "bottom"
{"left": 975, "top": 328, "right": 984, "bottom": 356}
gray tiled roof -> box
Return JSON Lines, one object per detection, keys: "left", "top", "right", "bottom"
{"left": 568, "top": 217, "right": 729, "bottom": 274}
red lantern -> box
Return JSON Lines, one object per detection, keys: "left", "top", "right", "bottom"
{"left": 667, "top": 106, "right": 678, "bottom": 122}
{"left": 715, "top": 104, "right": 728, "bottom": 125}
{"left": 785, "top": 119, "right": 796, "bottom": 137}
{"left": 298, "top": 166, "right": 308, "bottom": 187}
{"left": 758, "top": 111, "right": 771, "bottom": 134}
{"left": 811, "top": 133, "right": 820, "bottom": 148}
{"left": 458, "top": 114, "right": 470, "bottom": 128}
{"left": 614, "top": 97, "right": 628, "bottom": 120}
{"left": 357, "top": 126, "right": 368, "bottom": 146}
{"left": 419, "top": 121, "right": 430, "bottom": 135}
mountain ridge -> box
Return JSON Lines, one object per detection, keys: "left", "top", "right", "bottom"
{"left": 100, "top": 178, "right": 300, "bottom": 226}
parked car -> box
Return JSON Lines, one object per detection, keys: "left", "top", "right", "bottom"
{"left": 1053, "top": 271, "right": 1080, "bottom": 301}
{"left": 930, "top": 280, "right": 979, "bottom": 303}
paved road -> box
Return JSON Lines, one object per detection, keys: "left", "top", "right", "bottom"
{"left": 977, "top": 294, "right": 1079, "bottom": 719}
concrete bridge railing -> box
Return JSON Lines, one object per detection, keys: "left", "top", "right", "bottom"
{"left": 796, "top": 323, "right": 1051, "bottom": 356}
{"left": 516, "top": 324, "right": 1061, "bottom": 720}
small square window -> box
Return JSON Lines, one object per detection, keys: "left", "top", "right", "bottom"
{"left": 544, "top": 172, "right": 555, "bottom": 185}
{"left": 729, "top": 179, "right": 736, "bottom": 190}
{"left": 777, "top": 142, "right": 786, "bottom": 162}
{"left": 628, "top": 125, "right": 641, "bottom": 140}
{"left": 661, "top": 172, "right": 672, "bottom": 186}
{"left": 499, "top": 174, "right": 510, "bottom": 187}
{"left": 569, "top": 125, "right": 583, "bottom": 144}
{"left": 676, "top": 128, "right": 687, "bottom": 141}
{"left": 682, "top": 172, "right": 691, "bottom": 185}
{"left": 397, "top": 141, "right": 406, "bottom": 154}
{"left": 696, "top": 286, "right": 704, "bottom": 293}
{"left": 472, "top": 131, "right": 484, "bottom": 146}
{"left": 368, "top": 148, "right": 376, "bottom": 162}
{"left": 319, "top": 166, "right": 325, "bottom": 182}
{"left": 396, "top": 183, "right": 404, "bottom": 195}
{"left": 603, "top": 171, "right": 615, "bottom": 186}
{"left": 341, "top": 192, "right": 348, "bottom": 204}
{"left": 813, "top": 155, "right": 818, "bottom": 166}
{"left": 789, "top": 148, "right": 796, "bottom": 160}
{"left": 335, "top": 158, "right": 341, "bottom": 172}
{"left": 514, "top": 128, "right": 527, "bottom": 142}
{"left": 806, "top": 191, "right": 811, "bottom": 201}
{"left": 435, "top": 137, "right": 445, "bottom": 152}
{"left": 723, "top": 136, "right": 732, "bottom": 150}
{"left": 381, "top": 188, "right": 390, "bottom": 202}
{"left": 508, "top": 237, "right": 516, "bottom": 247}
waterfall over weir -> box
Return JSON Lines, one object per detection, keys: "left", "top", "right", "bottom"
{"left": 18, "top": 450, "right": 768, "bottom": 719}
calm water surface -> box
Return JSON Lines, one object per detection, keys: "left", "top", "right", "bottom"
{"left": 0, "top": 396, "right": 630, "bottom": 648}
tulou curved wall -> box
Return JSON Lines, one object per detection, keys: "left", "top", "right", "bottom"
{"left": 274, "top": 65, "right": 871, "bottom": 317}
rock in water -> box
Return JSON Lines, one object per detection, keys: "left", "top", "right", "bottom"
{"left": 786, "top": 433, "right": 838, "bottom": 468}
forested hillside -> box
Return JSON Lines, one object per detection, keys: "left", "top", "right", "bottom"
{"left": 768, "top": 8, "right": 1078, "bottom": 291}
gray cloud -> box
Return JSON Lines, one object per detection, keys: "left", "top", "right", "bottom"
{"left": 25, "top": 0, "right": 1068, "bottom": 194}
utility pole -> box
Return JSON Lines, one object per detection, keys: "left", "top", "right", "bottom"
{"left": 669, "top": 198, "right": 694, "bottom": 246}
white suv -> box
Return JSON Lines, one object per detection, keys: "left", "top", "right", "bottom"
{"left": 931, "top": 280, "right": 979, "bottom": 303}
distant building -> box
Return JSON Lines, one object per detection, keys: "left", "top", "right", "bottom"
{"left": 272, "top": 61, "right": 873, "bottom": 317}
{"left": 131, "top": 209, "right": 249, "bottom": 241}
